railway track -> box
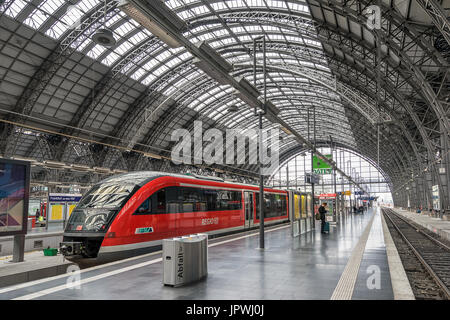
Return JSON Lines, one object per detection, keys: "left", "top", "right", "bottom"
{"left": 383, "top": 208, "right": 450, "bottom": 300}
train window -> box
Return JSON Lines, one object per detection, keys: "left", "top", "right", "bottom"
{"left": 153, "top": 189, "right": 166, "bottom": 214}
{"left": 134, "top": 198, "right": 151, "bottom": 215}
{"left": 255, "top": 194, "right": 287, "bottom": 219}
{"left": 204, "top": 189, "right": 218, "bottom": 211}
{"left": 78, "top": 183, "right": 135, "bottom": 209}
{"left": 166, "top": 187, "right": 180, "bottom": 213}
{"left": 181, "top": 188, "right": 199, "bottom": 213}
{"left": 217, "top": 190, "right": 242, "bottom": 211}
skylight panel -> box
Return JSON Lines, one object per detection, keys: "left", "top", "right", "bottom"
{"left": 178, "top": 52, "right": 193, "bottom": 61}
{"left": 193, "top": 101, "right": 206, "bottom": 112}
{"left": 165, "top": 0, "right": 180, "bottom": 10}
{"left": 104, "top": 12, "right": 123, "bottom": 28}
{"left": 203, "top": 96, "right": 217, "bottom": 106}
{"left": 128, "top": 31, "right": 147, "bottom": 46}
{"left": 24, "top": 0, "right": 66, "bottom": 30}
{"left": 177, "top": 9, "right": 195, "bottom": 20}
{"left": 130, "top": 67, "right": 147, "bottom": 81}
{"left": 46, "top": 0, "right": 98, "bottom": 39}
{"left": 192, "top": 5, "right": 209, "bottom": 15}
{"left": 114, "top": 40, "right": 133, "bottom": 56}
{"left": 2, "top": 0, "right": 28, "bottom": 18}
{"left": 213, "top": 29, "right": 228, "bottom": 37}
{"left": 238, "top": 35, "right": 252, "bottom": 42}
{"left": 142, "top": 74, "right": 157, "bottom": 86}
{"left": 288, "top": 2, "right": 309, "bottom": 13}
{"left": 246, "top": 0, "right": 265, "bottom": 7}
{"left": 74, "top": 36, "right": 92, "bottom": 51}
{"left": 210, "top": 2, "right": 226, "bottom": 10}
{"left": 86, "top": 45, "right": 106, "bottom": 60}
{"left": 114, "top": 21, "right": 136, "bottom": 37}
{"left": 154, "top": 50, "right": 171, "bottom": 62}
{"left": 77, "top": 0, "right": 97, "bottom": 13}
{"left": 142, "top": 59, "right": 159, "bottom": 71}
{"left": 230, "top": 26, "right": 245, "bottom": 33}
{"left": 268, "top": 0, "right": 288, "bottom": 9}
{"left": 153, "top": 65, "right": 169, "bottom": 77}
{"left": 196, "top": 32, "right": 216, "bottom": 42}
{"left": 305, "top": 39, "right": 322, "bottom": 47}
{"left": 209, "top": 41, "right": 222, "bottom": 48}
{"left": 23, "top": 9, "right": 48, "bottom": 29}
{"left": 209, "top": 110, "right": 220, "bottom": 119}
{"left": 165, "top": 57, "right": 179, "bottom": 68}
{"left": 227, "top": 0, "right": 247, "bottom": 9}
{"left": 102, "top": 51, "right": 121, "bottom": 66}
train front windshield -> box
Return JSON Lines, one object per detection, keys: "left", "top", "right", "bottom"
{"left": 66, "top": 182, "right": 137, "bottom": 232}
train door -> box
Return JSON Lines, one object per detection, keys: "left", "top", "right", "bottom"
{"left": 244, "top": 192, "right": 254, "bottom": 229}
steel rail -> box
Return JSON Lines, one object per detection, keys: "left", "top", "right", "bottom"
{"left": 383, "top": 209, "right": 450, "bottom": 299}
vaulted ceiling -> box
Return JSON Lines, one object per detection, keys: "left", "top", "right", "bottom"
{"left": 0, "top": 0, "right": 448, "bottom": 195}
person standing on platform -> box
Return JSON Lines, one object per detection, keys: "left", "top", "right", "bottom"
{"left": 319, "top": 202, "right": 328, "bottom": 234}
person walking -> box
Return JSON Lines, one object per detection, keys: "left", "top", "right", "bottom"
{"left": 319, "top": 202, "right": 328, "bottom": 234}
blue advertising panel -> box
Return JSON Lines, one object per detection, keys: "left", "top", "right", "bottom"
{"left": 0, "top": 158, "right": 30, "bottom": 236}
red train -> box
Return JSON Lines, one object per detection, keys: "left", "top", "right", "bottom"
{"left": 60, "top": 172, "right": 289, "bottom": 261}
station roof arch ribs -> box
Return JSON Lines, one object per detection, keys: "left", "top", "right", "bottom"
{"left": 0, "top": 0, "right": 447, "bottom": 194}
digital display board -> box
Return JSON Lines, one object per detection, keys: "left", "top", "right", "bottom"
{"left": 0, "top": 158, "right": 30, "bottom": 236}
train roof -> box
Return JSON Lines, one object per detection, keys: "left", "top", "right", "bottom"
{"left": 97, "top": 171, "right": 283, "bottom": 191}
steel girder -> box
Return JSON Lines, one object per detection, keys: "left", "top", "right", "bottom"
{"left": 313, "top": 23, "right": 442, "bottom": 158}
{"left": 410, "top": 0, "right": 450, "bottom": 47}
{"left": 234, "top": 62, "right": 391, "bottom": 123}
{"left": 323, "top": 43, "right": 444, "bottom": 207}
{"left": 0, "top": 0, "right": 119, "bottom": 157}
{"left": 309, "top": 0, "right": 449, "bottom": 133}
{"left": 228, "top": 64, "right": 406, "bottom": 168}
{"left": 327, "top": 57, "right": 437, "bottom": 202}
{"left": 276, "top": 141, "right": 394, "bottom": 193}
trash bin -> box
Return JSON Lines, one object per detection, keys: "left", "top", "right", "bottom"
{"left": 27, "top": 218, "right": 33, "bottom": 231}
{"left": 163, "top": 234, "right": 208, "bottom": 287}
{"left": 43, "top": 248, "right": 58, "bottom": 256}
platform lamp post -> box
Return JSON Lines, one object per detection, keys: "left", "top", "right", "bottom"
{"left": 253, "top": 36, "right": 267, "bottom": 250}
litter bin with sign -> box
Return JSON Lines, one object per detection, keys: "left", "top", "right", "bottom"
{"left": 163, "top": 234, "right": 208, "bottom": 287}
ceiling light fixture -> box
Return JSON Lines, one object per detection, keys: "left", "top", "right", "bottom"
{"left": 117, "top": 0, "right": 185, "bottom": 48}
{"left": 92, "top": 0, "right": 116, "bottom": 47}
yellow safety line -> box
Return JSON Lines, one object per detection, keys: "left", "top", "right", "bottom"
{"left": 330, "top": 212, "right": 377, "bottom": 300}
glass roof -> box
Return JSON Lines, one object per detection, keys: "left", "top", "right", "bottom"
{"left": 0, "top": 0, "right": 362, "bottom": 172}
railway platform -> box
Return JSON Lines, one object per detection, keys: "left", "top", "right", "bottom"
{"left": 0, "top": 229, "right": 63, "bottom": 257}
{"left": 0, "top": 251, "right": 74, "bottom": 288}
{"left": 393, "top": 208, "right": 450, "bottom": 243}
{"left": 0, "top": 207, "right": 413, "bottom": 300}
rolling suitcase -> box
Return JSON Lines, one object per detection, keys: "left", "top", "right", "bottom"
{"left": 324, "top": 221, "right": 330, "bottom": 233}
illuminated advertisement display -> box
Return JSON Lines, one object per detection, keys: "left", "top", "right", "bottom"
{"left": 0, "top": 159, "right": 30, "bottom": 236}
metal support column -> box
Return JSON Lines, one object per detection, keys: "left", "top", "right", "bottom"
{"left": 12, "top": 234, "right": 25, "bottom": 263}
{"left": 254, "top": 36, "right": 266, "bottom": 249}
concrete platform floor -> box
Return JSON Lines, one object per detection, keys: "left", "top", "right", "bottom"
{"left": 0, "top": 207, "right": 411, "bottom": 300}
{"left": 0, "top": 251, "right": 73, "bottom": 288}
{"left": 393, "top": 208, "right": 450, "bottom": 242}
